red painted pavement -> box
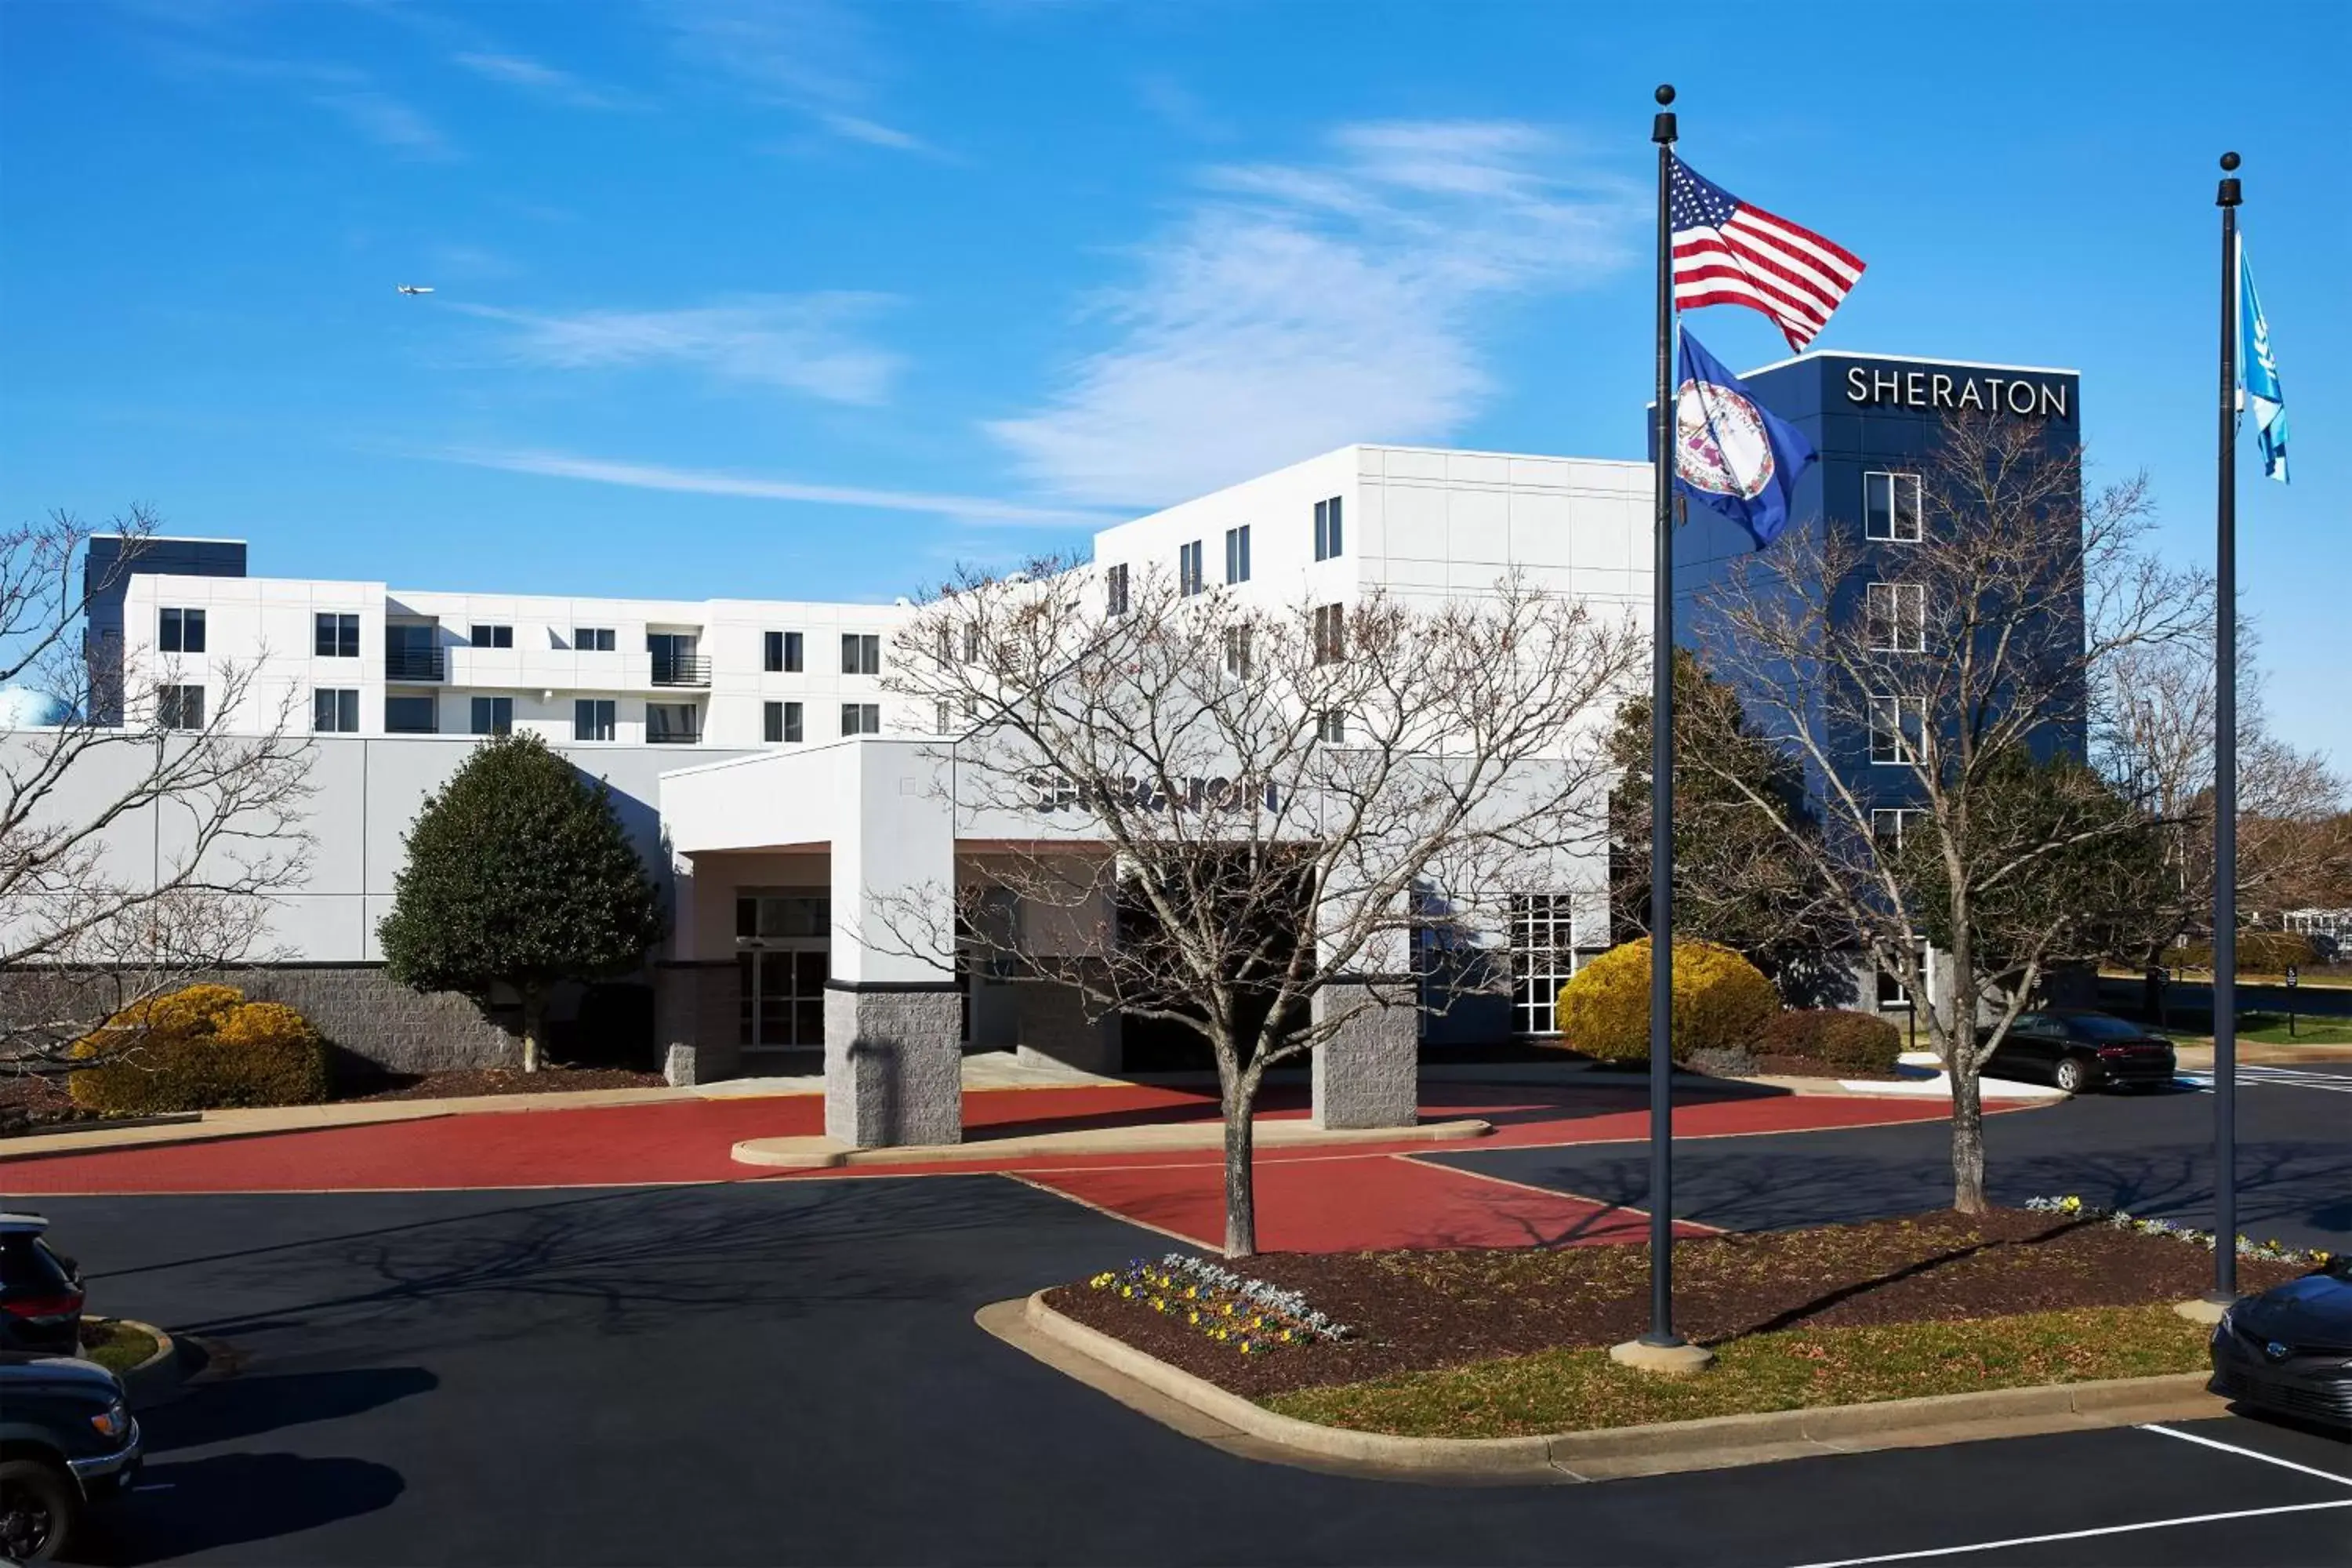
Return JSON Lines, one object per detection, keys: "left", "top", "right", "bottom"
{"left": 0, "top": 1079, "right": 1994, "bottom": 1252}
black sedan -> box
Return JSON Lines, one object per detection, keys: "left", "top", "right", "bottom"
{"left": 0, "top": 1353, "right": 143, "bottom": 1562}
{"left": 2210, "top": 1255, "right": 2352, "bottom": 1430}
{"left": 1980, "top": 1010, "right": 2178, "bottom": 1094}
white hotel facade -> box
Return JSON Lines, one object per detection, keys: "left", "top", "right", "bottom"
{"left": 90, "top": 443, "right": 1653, "bottom": 1142}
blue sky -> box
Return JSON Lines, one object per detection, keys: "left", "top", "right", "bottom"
{"left": 2, "top": 1, "right": 2344, "bottom": 762}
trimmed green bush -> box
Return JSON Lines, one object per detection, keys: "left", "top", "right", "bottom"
{"left": 1553, "top": 938, "right": 1779, "bottom": 1064}
{"left": 2170, "top": 932, "right": 2318, "bottom": 974}
{"left": 69, "top": 984, "right": 330, "bottom": 1113}
{"left": 1758, "top": 1008, "right": 1904, "bottom": 1076}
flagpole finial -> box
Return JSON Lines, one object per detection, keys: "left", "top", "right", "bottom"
{"left": 1655, "top": 84, "right": 1675, "bottom": 106}
{"left": 2218, "top": 151, "right": 2241, "bottom": 208}
{"left": 2220, "top": 151, "right": 2240, "bottom": 171}
{"left": 1653, "top": 85, "right": 1676, "bottom": 145}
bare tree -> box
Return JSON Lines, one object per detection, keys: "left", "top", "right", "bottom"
{"left": 0, "top": 509, "right": 314, "bottom": 1079}
{"left": 2097, "top": 630, "right": 2349, "bottom": 999}
{"left": 1691, "top": 419, "right": 2204, "bottom": 1212}
{"left": 882, "top": 557, "right": 1639, "bottom": 1256}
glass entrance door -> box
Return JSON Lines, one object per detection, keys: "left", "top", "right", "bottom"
{"left": 735, "top": 890, "right": 829, "bottom": 1051}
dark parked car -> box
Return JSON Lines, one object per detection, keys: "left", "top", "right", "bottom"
{"left": 2210, "top": 1254, "right": 2352, "bottom": 1430}
{"left": 1980, "top": 1010, "right": 2177, "bottom": 1094}
{"left": 0, "top": 1353, "right": 142, "bottom": 1562}
{"left": 0, "top": 1214, "right": 85, "bottom": 1356}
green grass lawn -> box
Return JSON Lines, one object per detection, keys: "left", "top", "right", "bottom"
{"left": 1263, "top": 1305, "right": 2209, "bottom": 1439}
{"left": 78, "top": 1319, "right": 162, "bottom": 1376}
{"left": 2233, "top": 1012, "right": 2352, "bottom": 1045}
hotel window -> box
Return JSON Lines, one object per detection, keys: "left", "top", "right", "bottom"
{"left": 1312, "top": 603, "right": 1345, "bottom": 665}
{"left": 470, "top": 696, "right": 514, "bottom": 736}
{"left": 1104, "top": 563, "right": 1129, "bottom": 617}
{"left": 1869, "top": 694, "right": 1925, "bottom": 764}
{"left": 1864, "top": 472, "right": 1923, "bottom": 542}
{"left": 158, "top": 608, "right": 205, "bottom": 654}
{"left": 1508, "top": 895, "right": 1575, "bottom": 1036}
{"left": 1223, "top": 625, "right": 1254, "bottom": 681}
{"left": 647, "top": 702, "right": 699, "bottom": 744}
{"left": 841, "top": 633, "right": 880, "bottom": 677}
{"left": 467, "top": 623, "right": 514, "bottom": 649}
{"left": 764, "top": 630, "right": 804, "bottom": 673}
{"left": 1878, "top": 943, "right": 1927, "bottom": 1011}
{"left": 156, "top": 684, "right": 205, "bottom": 730}
{"left": 1316, "top": 710, "right": 1346, "bottom": 745}
{"left": 314, "top": 612, "right": 360, "bottom": 658}
{"left": 1871, "top": 807, "right": 1924, "bottom": 851}
{"left": 312, "top": 688, "right": 360, "bottom": 734}
{"left": 572, "top": 626, "right": 616, "bottom": 652}
{"left": 840, "top": 702, "right": 880, "bottom": 736}
{"left": 764, "top": 700, "right": 802, "bottom": 744}
{"left": 385, "top": 695, "right": 437, "bottom": 735}
{"left": 1314, "top": 495, "right": 1344, "bottom": 561}
{"left": 574, "top": 699, "right": 615, "bottom": 742}
{"left": 1178, "top": 540, "right": 1204, "bottom": 597}
{"left": 1867, "top": 582, "right": 1927, "bottom": 652}
{"left": 1224, "top": 524, "right": 1251, "bottom": 585}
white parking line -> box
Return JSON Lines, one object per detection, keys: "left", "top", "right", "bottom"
{"left": 1779, "top": 1500, "right": 2352, "bottom": 1566}
{"left": 1777, "top": 1424, "right": 2352, "bottom": 1566}
{"left": 2139, "top": 1421, "right": 2352, "bottom": 1486}
{"left": 2178, "top": 1065, "right": 2352, "bottom": 1094}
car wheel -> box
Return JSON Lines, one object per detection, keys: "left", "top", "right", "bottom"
{"left": 0, "top": 1457, "right": 78, "bottom": 1563}
{"left": 2053, "top": 1054, "right": 2093, "bottom": 1094}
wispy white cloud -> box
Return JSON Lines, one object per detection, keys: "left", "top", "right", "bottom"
{"left": 143, "top": 45, "right": 459, "bottom": 160}
{"left": 455, "top": 292, "right": 902, "bottom": 405}
{"left": 441, "top": 448, "right": 1114, "bottom": 529}
{"left": 452, "top": 50, "right": 637, "bottom": 111}
{"left": 658, "top": 0, "right": 933, "bottom": 154}
{"left": 989, "top": 120, "right": 1642, "bottom": 507}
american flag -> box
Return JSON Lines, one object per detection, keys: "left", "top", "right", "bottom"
{"left": 1670, "top": 156, "right": 1864, "bottom": 350}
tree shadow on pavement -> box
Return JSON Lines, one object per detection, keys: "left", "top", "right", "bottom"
{"left": 76, "top": 1451, "right": 404, "bottom": 1566}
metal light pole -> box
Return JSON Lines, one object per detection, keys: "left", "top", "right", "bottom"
{"left": 2209, "top": 151, "right": 2241, "bottom": 1305}
{"left": 1642, "top": 83, "right": 1686, "bottom": 1353}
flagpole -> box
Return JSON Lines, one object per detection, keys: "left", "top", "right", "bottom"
{"left": 1643, "top": 82, "right": 1686, "bottom": 1353}
{"left": 2209, "top": 151, "right": 2241, "bottom": 1305}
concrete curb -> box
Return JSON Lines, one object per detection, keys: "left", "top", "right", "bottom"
{"left": 734, "top": 1116, "right": 1495, "bottom": 1170}
{"left": 1005, "top": 1291, "right": 2228, "bottom": 1483}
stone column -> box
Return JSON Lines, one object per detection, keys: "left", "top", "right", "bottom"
{"left": 1309, "top": 891, "right": 1421, "bottom": 1130}
{"left": 825, "top": 740, "right": 963, "bottom": 1147}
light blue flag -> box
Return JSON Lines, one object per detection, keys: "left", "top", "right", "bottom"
{"left": 2238, "top": 238, "right": 2288, "bottom": 484}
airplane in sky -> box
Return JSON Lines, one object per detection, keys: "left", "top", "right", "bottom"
{"left": 395, "top": 285, "right": 434, "bottom": 296}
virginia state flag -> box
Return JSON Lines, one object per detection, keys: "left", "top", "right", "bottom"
{"left": 1672, "top": 329, "right": 1817, "bottom": 550}
{"left": 2238, "top": 238, "right": 2288, "bottom": 484}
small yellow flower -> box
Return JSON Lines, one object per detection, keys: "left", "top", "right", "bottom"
{"left": 1187, "top": 1309, "right": 1200, "bottom": 1324}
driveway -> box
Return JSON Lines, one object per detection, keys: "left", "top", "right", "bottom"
{"left": 31, "top": 1178, "right": 2352, "bottom": 1566}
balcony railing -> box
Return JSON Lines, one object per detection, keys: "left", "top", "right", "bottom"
{"left": 384, "top": 648, "right": 445, "bottom": 683}
{"left": 650, "top": 654, "right": 712, "bottom": 688}
{"left": 647, "top": 724, "right": 702, "bottom": 745}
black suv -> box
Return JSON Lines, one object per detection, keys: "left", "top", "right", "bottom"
{"left": 1980, "top": 1010, "right": 2178, "bottom": 1094}
{"left": 0, "top": 1353, "right": 143, "bottom": 1562}
{"left": 1, "top": 1214, "right": 85, "bottom": 1356}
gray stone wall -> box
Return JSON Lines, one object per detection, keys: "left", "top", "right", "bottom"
{"left": 1012, "top": 978, "right": 1122, "bottom": 1075}
{"left": 656, "top": 961, "right": 742, "bottom": 1087}
{"left": 0, "top": 964, "right": 517, "bottom": 1078}
{"left": 824, "top": 986, "right": 962, "bottom": 1147}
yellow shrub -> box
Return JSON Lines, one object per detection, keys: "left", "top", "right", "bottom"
{"left": 1553, "top": 938, "right": 1779, "bottom": 1063}
{"left": 70, "top": 985, "right": 330, "bottom": 1114}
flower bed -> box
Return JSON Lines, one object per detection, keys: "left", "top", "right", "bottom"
{"left": 1086, "top": 1254, "right": 1354, "bottom": 1356}
{"left": 1042, "top": 1207, "right": 2309, "bottom": 1406}
{"left": 2024, "top": 1194, "right": 2332, "bottom": 1267}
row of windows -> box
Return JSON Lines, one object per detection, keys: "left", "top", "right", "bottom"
{"left": 172, "top": 612, "right": 866, "bottom": 671}
{"left": 1109, "top": 495, "right": 1347, "bottom": 615}
{"left": 304, "top": 688, "right": 874, "bottom": 743}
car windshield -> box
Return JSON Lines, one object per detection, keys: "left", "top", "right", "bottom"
{"left": 2063, "top": 1015, "right": 2149, "bottom": 1041}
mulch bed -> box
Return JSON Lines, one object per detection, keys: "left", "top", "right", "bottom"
{"left": 1044, "top": 1208, "right": 2306, "bottom": 1403}
{"left": 342, "top": 1066, "right": 667, "bottom": 1102}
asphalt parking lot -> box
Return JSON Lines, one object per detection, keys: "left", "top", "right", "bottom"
{"left": 27, "top": 1174, "right": 2352, "bottom": 1567}
{"left": 1435, "top": 1066, "right": 2352, "bottom": 1253}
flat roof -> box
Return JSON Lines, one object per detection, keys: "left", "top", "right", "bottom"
{"left": 1737, "top": 349, "right": 2081, "bottom": 379}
